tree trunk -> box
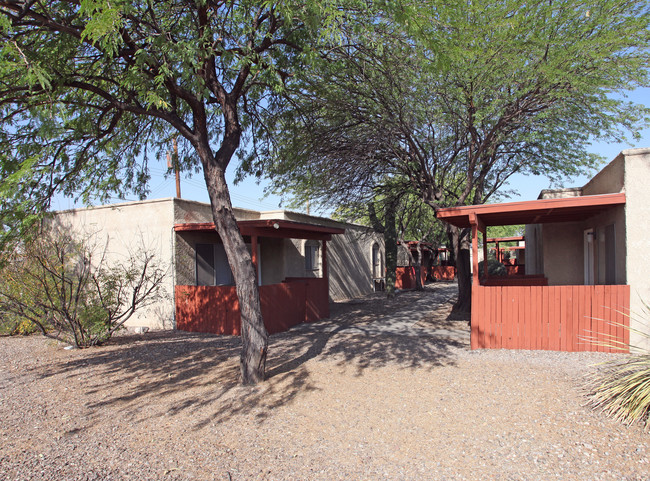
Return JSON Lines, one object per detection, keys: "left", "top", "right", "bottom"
{"left": 414, "top": 241, "right": 424, "bottom": 291}
{"left": 450, "top": 226, "right": 472, "bottom": 317}
{"left": 383, "top": 202, "right": 398, "bottom": 298}
{"left": 201, "top": 152, "right": 268, "bottom": 385}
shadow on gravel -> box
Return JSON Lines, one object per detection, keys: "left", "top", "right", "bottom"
{"left": 34, "top": 284, "right": 467, "bottom": 430}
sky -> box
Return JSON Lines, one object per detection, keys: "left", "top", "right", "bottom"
{"left": 52, "top": 87, "right": 650, "bottom": 215}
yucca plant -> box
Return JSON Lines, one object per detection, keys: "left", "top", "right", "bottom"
{"left": 586, "top": 305, "right": 650, "bottom": 429}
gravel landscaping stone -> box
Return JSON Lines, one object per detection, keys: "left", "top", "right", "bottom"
{"left": 0, "top": 283, "right": 647, "bottom": 480}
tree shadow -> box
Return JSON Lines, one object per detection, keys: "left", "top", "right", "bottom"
{"left": 34, "top": 284, "right": 467, "bottom": 432}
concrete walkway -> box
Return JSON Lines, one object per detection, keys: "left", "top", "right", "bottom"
{"left": 299, "top": 282, "right": 470, "bottom": 345}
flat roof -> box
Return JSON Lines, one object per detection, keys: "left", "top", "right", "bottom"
{"left": 174, "top": 219, "right": 345, "bottom": 241}
{"left": 436, "top": 193, "right": 626, "bottom": 228}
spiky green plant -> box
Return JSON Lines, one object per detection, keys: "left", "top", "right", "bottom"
{"left": 586, "top": 306, "right": 650, "bottom": 429}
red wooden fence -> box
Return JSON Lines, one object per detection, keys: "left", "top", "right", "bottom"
{"left": 395, "top": 266, "right": 456, "bottom": 287}
{"left": 395, "top": 267, "right": 427, "bottom": 289}
{"left": 175, "top": 278, "right": 329, "bottom": 335}
{"left": 432, "top": 266, "right": 456, "bottom": 281}
{"left": 471, "top": 285, "right": 630, "bottom": 352}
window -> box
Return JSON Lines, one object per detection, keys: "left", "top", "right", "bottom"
{"left": 195, "top": 243, "right": 234, "bottom": 286}
{"left": 305, "top": 241, "right": 319, "bottom": 271}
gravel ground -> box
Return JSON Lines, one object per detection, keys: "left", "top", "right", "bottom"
{"left": 0, "top": 283, "right": 648, "bottom": 481}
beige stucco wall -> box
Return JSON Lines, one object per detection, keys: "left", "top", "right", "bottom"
{"left": 622, "top": 148, "right": 650, "bottom": 348}
{"left": 541, "top": 222, "right": 585, "bottom": 285}
{"left": 582, "top": 153, "right": 625, "bottom": 196}
{"left": 327, "top": 226, "right": 383, "bottom": 301}
{"left": 534, "top": 151, "right": 626, "bottom": 286}
{"left": 53, "top": 198, "right": 176, "bottom": 330}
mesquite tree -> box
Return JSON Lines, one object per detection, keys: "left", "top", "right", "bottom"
{"left": 0, "top": 1, "right": 352, "bottom": 383}
{"left": 247, "top": 0, "right": 650, "bottom": 314}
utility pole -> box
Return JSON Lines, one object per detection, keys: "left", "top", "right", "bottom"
{"left": 167, "top": 137, "right": 181, "bottom": 198}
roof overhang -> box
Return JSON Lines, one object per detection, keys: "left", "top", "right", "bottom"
{"left": 174, "top": 219, "right": 345, "bottom": 241}
{"left": 436, "top": 193, "right": 626, "bottom": 228}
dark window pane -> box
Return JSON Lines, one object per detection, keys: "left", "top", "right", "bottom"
{"left": 196, "top": 243, "right": 215, "bottom": 286}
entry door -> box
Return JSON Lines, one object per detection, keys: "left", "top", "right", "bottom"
{"left": 584, "top": 229, "right": 595, "bottom": 285}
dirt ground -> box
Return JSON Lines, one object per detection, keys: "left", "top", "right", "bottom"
{"left": 0, "top": 283, "right": 648, "bottom": 480}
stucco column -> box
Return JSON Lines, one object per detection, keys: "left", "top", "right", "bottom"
{"left": 472, "top": 224, "right": 479, "bottom": 286}
{"left": 468, "top": 213, "right": 487, "bottom": 287}
{"left": 482, "top": 231, "right": 489, "bottom": 280}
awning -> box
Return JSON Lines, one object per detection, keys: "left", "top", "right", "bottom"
{"left": 435, "top": 192, "right": 626, "bottom": 287}
{"left": 174, "top": 219, "right": 345, "bottom": 241}
{"left": 436, "top": 193, "right": 626, "bottom": 228}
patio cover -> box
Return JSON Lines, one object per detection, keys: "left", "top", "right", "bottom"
{"left": 435, "top": 192, "right": 626, "bottom": 285}
{"left": 174, "top": 219, "right": 345, "bottom": 287}
{"left": 174, "top": 219, "right": 345, "bottom": 241}
{"left": 435, "top": 193, "right": 626, "bottom": 228}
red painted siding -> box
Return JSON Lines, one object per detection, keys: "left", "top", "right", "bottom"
{"left": 471, "top": 285, "right": 630, "bottom": 352}
{"left": 175, "top": 278, "right": 329, "bottom": 335}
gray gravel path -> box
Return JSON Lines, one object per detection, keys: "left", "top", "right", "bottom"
{"left": 0, "top": 283, "right": 647, "bottom": 480}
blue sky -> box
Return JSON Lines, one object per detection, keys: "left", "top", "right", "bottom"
{"left": 52, "top": 87, "right": 650, "bottom": 215}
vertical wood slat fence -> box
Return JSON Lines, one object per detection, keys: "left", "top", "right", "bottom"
{"left": 395, "top": 266, "right": 457, "bottom": 288}
{"left": 395, "top": 267, "right": 426, "bottom": 289}
{"left": 431, "top": 266, "right": 456, "bottom": 281}
{"left": 175, "top": 278, "right": 329, "bottom": 336}
{"left": 472, "top": 285, "right": 630, "bottom": 353}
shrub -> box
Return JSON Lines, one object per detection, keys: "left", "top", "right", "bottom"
{"left": 15, "top": 319, "right": 38, "bottom": 335}
{"left": 478, "top": 258, "right": 507, "bottom": 278}
{"left": 0, "top": 228, "right": 166, "bottom": 347}
{"left": 586, "top": 310, "right": 650, "bottom": 429}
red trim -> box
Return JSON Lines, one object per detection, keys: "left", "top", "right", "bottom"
{"left": 486, "top": 236, "right": 525, "bottom": 243}
{"left": 174, "top": 219, "right": 345, "bottom": 240}
{"left": 436, "top": 193, "right": 626, "bottom": 228}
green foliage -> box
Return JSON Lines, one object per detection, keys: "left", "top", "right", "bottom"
{"left": 248, "top": 0, "right": 650, "bottom": 213}
{"left": 478, "top": 258, "right": 507, "bottom": 278}
{"left": 0, "top": 0, "right": 352, "bottom": 247}
{"left": 487, "top": 225, "right": 524, "bottom": 241}
{"left": 15, "top": 319, "right": 37, "bottom": 336}
{"left": 0, "top": 227, "right": 166, "bottom": 347}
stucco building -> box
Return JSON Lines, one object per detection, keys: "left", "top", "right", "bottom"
{"left": 53, "top": 198, "right": 385, "bottom": 332}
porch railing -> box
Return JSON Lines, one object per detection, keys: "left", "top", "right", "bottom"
{"left": 472, "top": 284, "right": 630, "bottom": 353}
{"left": 175, "top": 277, "right": 329, "bottom": 335}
